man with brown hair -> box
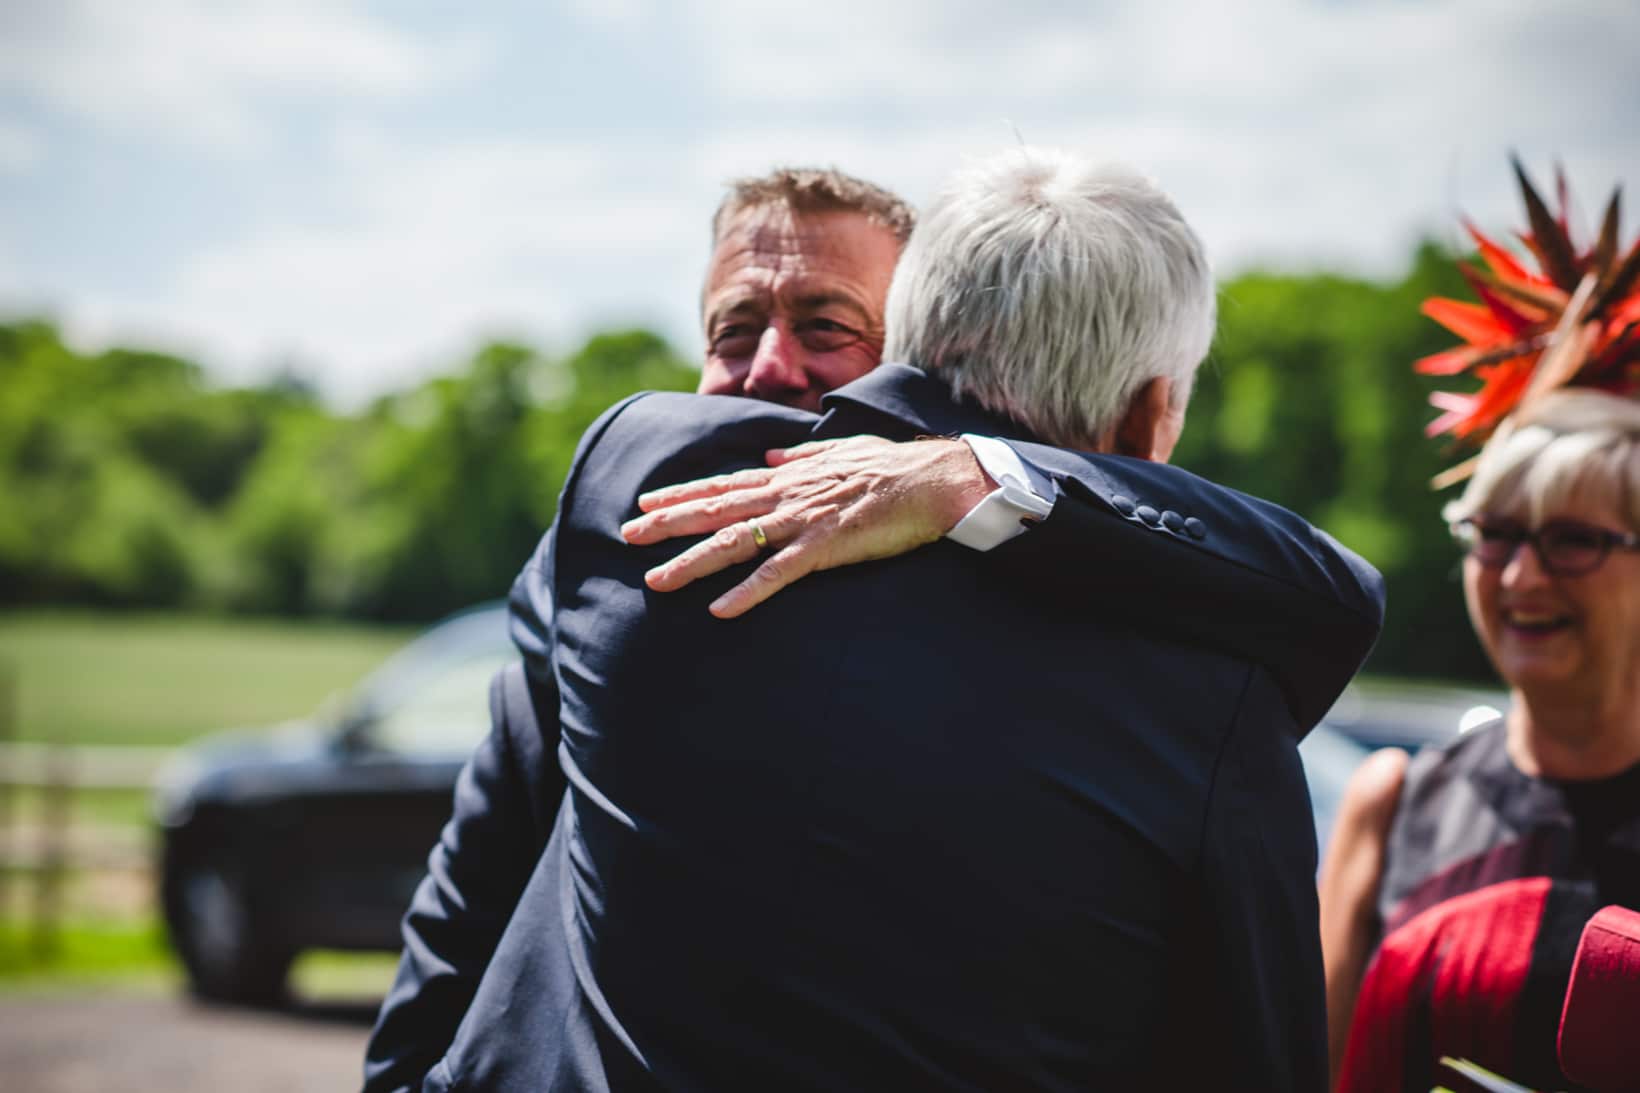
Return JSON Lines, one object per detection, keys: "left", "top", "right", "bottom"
{"left": 364, "top": 165, "right": 959, "bottom": 1091}
{"left": 696, "top": 168, "right": 913, "bottom": 411}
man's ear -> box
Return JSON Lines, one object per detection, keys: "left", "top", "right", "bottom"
{"left": 1112, "top": 377, "right": 1184, "bottom": 463}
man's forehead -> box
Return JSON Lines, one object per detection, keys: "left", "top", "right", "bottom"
{"left": 714, "top": 206, "right": 868, "bottom": 264}
{"left": 704, "top": 206, "right": 899, "bottom": 315}
{"left": 707, "top": 281, "right": 860, "bottom": 319}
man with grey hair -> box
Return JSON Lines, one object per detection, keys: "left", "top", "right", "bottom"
{"left": 412, "top": 148, "right": 1383, "bottom": 1090}
{"left": 886, "top": 151, "right": 1212, "bottom": 451}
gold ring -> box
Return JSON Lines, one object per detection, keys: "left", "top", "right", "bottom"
{"left": 747, "top": 519, "right": 769, "bottom": 549}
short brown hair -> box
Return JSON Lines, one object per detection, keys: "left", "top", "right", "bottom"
{"left": 711, "top": 167, "right": 916, "bottom": 245}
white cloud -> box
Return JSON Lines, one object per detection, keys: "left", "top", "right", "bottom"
{"left": 0, "top": 120, "right": 41, "bottom": 174}
{"left": 0, "top": 0, "right": 485, "bottom": 152}
{"left": 686, "top": 0, "right": 1567, "bottom": 111}
{"left": 6, "top": 0, "right": 1638, "bottom": 405}
{"left": 564, "top": 0, "right": 659, "bottom": 33}
{"left": 125, "top": 132, "right": 710, "bottom": 403}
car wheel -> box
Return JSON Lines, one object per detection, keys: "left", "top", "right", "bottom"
{"left": 168, "top": 857, "right": 293, "bottom": 1004}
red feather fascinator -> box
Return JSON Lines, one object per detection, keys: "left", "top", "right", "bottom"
{"left": 1419, "top": 157, "right": 1640, "bottom": 486}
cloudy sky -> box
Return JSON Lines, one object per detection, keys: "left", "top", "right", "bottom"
{"left": 2, "top": 0, "right": 1636, "bottom": 405}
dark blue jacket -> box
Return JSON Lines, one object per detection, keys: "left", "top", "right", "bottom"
{"left": 366, "top": 365, "right": 1384, "bottom": 1091}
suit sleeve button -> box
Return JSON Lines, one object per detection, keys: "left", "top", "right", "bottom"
{"left": 1184, "top": 517, "right": 1207, "bottom": 540}
{"left": 1136, "top": 504, "right": 1161, "bottom": 526}
{"left": 1110, "top": 494, "right": 1137, "bottom": 517}
{"left": 1160, "top": 510, "right": 1186, "bottom": 533}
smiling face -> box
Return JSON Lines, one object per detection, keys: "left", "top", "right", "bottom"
{"left": 1463, "top": 492, "right": 1640, "bottom": 712}
{"left": 697, "top": 206, "right": 902, "bottom": 412}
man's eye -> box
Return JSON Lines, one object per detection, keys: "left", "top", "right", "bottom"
{"left": 710, "top": 326, "right": 761, "bottom": 357}
{"left": 795, "top": 318, "right": 861, "bottom": 351}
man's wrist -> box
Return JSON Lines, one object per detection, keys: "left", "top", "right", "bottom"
{"left": 944, "top": 435, "right": 1054, "bottom": 551}
{"left": 939, "top": 437, "right": 999, "bottom": 527}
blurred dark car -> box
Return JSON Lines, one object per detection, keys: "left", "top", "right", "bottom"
{"left": 1301, "top": 680, "right": 1507, "bottom": 855}
{"left": 153, "top": 602, "right": 516, "bottom": 1003}
{"left": 1321, "top": 679, "right": 1507, "bottom": 753}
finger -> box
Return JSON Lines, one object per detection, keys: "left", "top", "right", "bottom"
{"left": 644, "top": 521, "right": 769, "bottom": 592}
{"left": 764, "top": 438, "right": 846, "bottom": 467}
{"left": 709, "top": 541, "right": 821, "bottom": 619}
{"left": 638, "top": 465, "right": 777, "bottom": 512}
{"left": 623, "top": 489, "right": 780, "bottom": 544}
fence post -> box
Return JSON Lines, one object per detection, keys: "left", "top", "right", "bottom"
{"left": 0, "top": 660, "right": 12, "bottom": 931}
{"left": 31, "top": 743, "right": 73, "bottom": 960}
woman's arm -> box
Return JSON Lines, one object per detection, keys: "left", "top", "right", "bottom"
{"left": 1318, "top": 747, "right": 1409, "bottom": 1090}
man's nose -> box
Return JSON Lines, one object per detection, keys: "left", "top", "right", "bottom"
{"left": 743, "top": 325, "right": 810, "bottom": 402}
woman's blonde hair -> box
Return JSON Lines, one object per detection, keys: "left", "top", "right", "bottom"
{"left": 1444, "top": 389, "right": 1640, "bottom": 530}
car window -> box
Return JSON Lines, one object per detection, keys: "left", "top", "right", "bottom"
{"left": 1323, "top": 682, "right": 1506, "bottom": 753}
{"left": 367, "top": 649, "right": 518, "bottom": 756}
{"left": 351, "top": 604, "right": 519, "bottom": 756}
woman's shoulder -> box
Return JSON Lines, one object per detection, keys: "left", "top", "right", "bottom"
{"left": 1338, "top": 747, "right": 1413, "bottom": 837}
{"left": 1320, "top": 748, "right": 1413, "bottom": 931}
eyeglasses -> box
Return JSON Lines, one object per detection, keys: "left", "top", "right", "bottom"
{"left": 1452, "top": 517, "right": 1640, "bottom": 577}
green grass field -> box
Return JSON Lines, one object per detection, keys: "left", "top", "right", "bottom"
{"left": 5, "top": 785, "right": 155, "bottom": 831}
{"left": 0, "top": 916, "right": 399, "bottom": 998}
{"left": 0, "top": 916, "right": 175, "bottom": 989}
{"left": 0, "top": 611, "right": 423, "bottom": 987}
{"left": 0, "top": 610, "right": 416, "bottom": 748}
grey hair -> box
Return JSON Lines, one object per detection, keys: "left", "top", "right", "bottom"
{"left": 882, "top": 148, "right": 1215, "bottom": 449}
{"left": 1444, "top": 389, "right": 1640, "bottom": 530}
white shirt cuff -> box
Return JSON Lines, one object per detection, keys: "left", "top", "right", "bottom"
{"left": 944, "top": 434, "right": 1055, "bottom": 551}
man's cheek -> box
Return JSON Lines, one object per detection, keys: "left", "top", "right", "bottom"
{"left": 697, "top": 360, "right": 745, "bottom": 396}
{"left": 822, "top": 347, "right": 883, "bottom": 389}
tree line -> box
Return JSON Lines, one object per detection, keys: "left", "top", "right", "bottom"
{"left": 0, "top": 240, "right": 1493, "bottom": 682}
{"left": 0, "top": 324, "right": 695, "bottom": 624}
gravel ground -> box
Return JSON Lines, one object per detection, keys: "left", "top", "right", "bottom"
{"left": 0, "top": 990, "right": 378, "bottom": 1092}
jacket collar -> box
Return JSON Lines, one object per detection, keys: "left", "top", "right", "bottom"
{"left": 816, "top": 363, "right": 1041, "bottom": 444}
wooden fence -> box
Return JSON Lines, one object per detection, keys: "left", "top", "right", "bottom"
{"left": 0, "top": 661, "right": 174, "bottom": 956}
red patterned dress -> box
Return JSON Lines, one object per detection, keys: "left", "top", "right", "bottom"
{"left": 1337, "top": 719, "right": 1640, "bottom": 1091}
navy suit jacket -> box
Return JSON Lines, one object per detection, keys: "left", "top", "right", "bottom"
{"left": 365, "top": 365, "right": 1383, "bottom": 1091}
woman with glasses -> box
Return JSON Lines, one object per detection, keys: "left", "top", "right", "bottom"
{"left": 1320, "top": 389, "right": 1640, "bottom": 1091}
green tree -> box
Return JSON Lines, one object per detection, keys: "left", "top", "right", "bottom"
{"left": 1177, "top": 243, "right": 1495, "bottom": 682}
{"left": 0, "top": 323, "right": 224, "bottom": 606}
{"left": 221, "top": 331, "right": 695, "bottom": 620}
